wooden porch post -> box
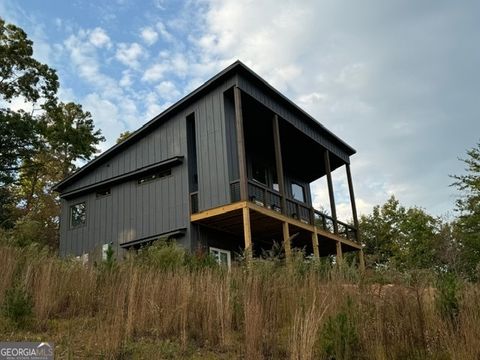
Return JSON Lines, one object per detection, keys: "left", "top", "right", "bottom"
{"left": 234, "top": 86, "right": 248, "bottom": 201}
{"left": 272, "top": 114, "right": 287, "bottom": 214}
{"left": 324, "top": 150, "right": 338, "bottom": 234}
{"left": 336, "top": 241, "right": 343, "bottom": 265}
{"left": 359, "top": 248, "right": 365, "bottom": 273}
{"left": 312, "top": 227, "right": 320, "bottom": 259}
{"left": 346, "top": 163, "right": 360, "bottom": 240}
{"left": 242, "top": 206, "right": 253, "bottom": 262}
{"left": 346, "top": 163, "right": 365, "bottom": 271}
{"left": 283, "top": 222, "right": 292, "bottom": 263}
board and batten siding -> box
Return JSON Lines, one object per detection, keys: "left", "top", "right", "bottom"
{"left": 237, "top": 74, "right": 351, "bottom": 164}
{"left": 59, "top": 77, "right": 237, "bottom": 257}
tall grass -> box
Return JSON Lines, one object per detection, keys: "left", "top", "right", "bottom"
{"left": 1, "top": 244, "right": 480, "bottom": 359}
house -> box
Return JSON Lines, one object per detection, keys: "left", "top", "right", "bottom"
{"left": 53, "top": 61, "right": 364, "bottom": 268}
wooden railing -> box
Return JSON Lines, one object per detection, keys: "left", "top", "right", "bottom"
{"left": 228, "top": 180, "right": 359, "bottom": 244}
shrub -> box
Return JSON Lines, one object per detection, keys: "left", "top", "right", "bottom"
{"left": 136, "top": 239, "right": 185, "bottom": 271}
{"left": 436, "top": 272, "right": 460, "bottom": 323}
{"left": 2, "top": 286, "right": 33, "bottom": 329}
{"left": 319, "top": 297, "right": 359, "bottom": 360}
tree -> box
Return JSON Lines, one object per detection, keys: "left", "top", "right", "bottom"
{"left": 0, "top": 18, "right": 58, "bottom": 184}
{"left": 360, "top": 196, "right": 445, "bottom": 270}
{"left": 116, "top": 130, "right": 132, "bottom": 144}
{"left": 451, "top": 141, "right": 480, "bottom": 279}
{"left": 0, "top": 18, "right": 105, "bottom": 249}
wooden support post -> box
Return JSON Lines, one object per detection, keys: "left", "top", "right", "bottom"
{"left": 282, "top": 222, "right": 292, "bottom": 263}
{"left": 324, "top": 150, "right": 338, "bottom": 234}
{"left": 273, "top": 114, "right": 287, "bottom": 214}
{"left": 234, "top": 86, "right": 248, "bottom": 201}
{"left": 336, "top": 241, "right": 343, "bottom": 266}
{"left": 242, "top": 206, "right": 253, "bottom": 262}
{"left": 359, "top": 248, "right": 365, "bottom": 273}
{"left": 346, "top": 163, "right": 360, "bottom": 240}
{"left": 312, "top": 227, "right": 320, "bottom": 259}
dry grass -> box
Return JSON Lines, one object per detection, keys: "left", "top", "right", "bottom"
{"left": 1, "top": 245, "right": 480, "bottom": 359}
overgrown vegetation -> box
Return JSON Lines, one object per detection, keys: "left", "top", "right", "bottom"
{"left": 1, "top": 243, "right": 480, "bottom": 359}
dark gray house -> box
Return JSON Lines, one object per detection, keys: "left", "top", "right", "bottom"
{"left": 53, "top": 61, "right": 364, "bottom": 267}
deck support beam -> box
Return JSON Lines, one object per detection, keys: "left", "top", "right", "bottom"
{"left": 324, "top": 150, "right": 338, "bottom": 234}
{"left": 336, "top": 241, "right": 343, "bottom": 265}
{"left": 346, "top": 163, "right": 360, "bottom": 240}
{"left": 359, "top": 248, "right": 365, "bottom": 273}
{"left": 234, "top": 87, "right": 248, "bottom": 201}
{"left": 273, "top": 114, "right": 287, "bottom": 214}
{"left": 312, "top": 227, "right": 320, "bottom": 259}
{"left": 282, "top": 222, "right": 292, "bottom": 263}
{"left": 242, "top": 206, "right": 253, "bottom": 262}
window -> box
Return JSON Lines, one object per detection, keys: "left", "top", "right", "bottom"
{"left": 252, "top": 161, "right": 267, "bottom": 185}
{"left": 291, "top": 183, "right": 306, "bottom": 203}
{"left": 70, "top": 202, "right": 86, "bottom": 228}
{"left": 138, "top": 168, "right": 172, "bottom": 184}
{"left": 210, "top": 247, "right": 231, "bottom": 268}
{"left": 96, "top": 188, "right": 111, "bottom": 198}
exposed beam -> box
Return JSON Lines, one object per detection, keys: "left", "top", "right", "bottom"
{"left": 243, "top": 206, "right": 253, "bottom": 262}
{"left": 190, "top": 201, "right": 247, "bottom": 221}
{"left": 324, "top": 150, "right": 338, "bottom": 234}
{"left": 234, "top": 86, "right": 248, "bottom": 201}
{"left": 272, "top": 114, "right": 287, "bottom": 214}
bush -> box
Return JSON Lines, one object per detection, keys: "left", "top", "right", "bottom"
{"left": 436, "top": 272, "right": 460, "bottom": 323}
{"left": 2, "top": 286, "right": 33, "bottom": 329}
{"left": 319, "top": 297, "right": 359, "bottom": 359}
{"left": 136, "top": 239, "right": 186, "bottom": 271}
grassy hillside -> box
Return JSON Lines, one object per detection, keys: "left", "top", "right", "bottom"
{"left": 1, "top": 244, "right": 479, "bottom": 359}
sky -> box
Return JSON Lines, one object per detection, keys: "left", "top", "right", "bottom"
{"left": 2, "top": 0, "right": 479, "bottom": 222}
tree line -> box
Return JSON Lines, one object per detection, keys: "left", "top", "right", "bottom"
{"left": 1, "top": 19, "right": 479, "bottom": 280}
{"left": 0, "top": 18, "right": 104, "bottom": 247}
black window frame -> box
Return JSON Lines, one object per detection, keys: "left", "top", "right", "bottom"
{"left": 291, "top": 182, "right": 306, "bottom": 203}
{"left": 70, "top": 201, "right": 87, "bottom": 228}
{"left": 138, "top": 168, "right": 172, "bottom": 185}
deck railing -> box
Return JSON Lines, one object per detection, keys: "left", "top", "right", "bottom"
{"left": 228, "top": 179, "right": 358, "bottom": 243}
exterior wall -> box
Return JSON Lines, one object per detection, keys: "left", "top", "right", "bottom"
{"left": 59, "top": 76, "right": 237, "bottom": 257}
{"left": 237, "top": 74, "right": 350, "bottom": 164}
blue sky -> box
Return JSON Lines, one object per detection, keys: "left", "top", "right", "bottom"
{"left": 2, "top": 0, "right": 480, "bottom": 221}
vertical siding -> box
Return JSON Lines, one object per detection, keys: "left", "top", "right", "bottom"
{"left": 60, "top": 77, "right": 237, "bottom": 257}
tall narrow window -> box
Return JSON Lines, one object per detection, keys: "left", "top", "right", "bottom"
{"left": 186, "top": 113, "right": 198, "bottom": 193}
{"left": 70, "top": 202, "right": 86, "bottom": 228}
{"left": 291, "top": 183, "right": 305, "bottom": 203}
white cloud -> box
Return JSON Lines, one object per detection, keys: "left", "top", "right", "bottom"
{"left": 156, "top": 22, "right": 174, "bottom": 42}
{"left": 89, "top": 27, "right": 111, "bottom": 48}
{"left": 155, "top": 81, "right": 180, "bottom": 100}
{"left": 140, "top": 27, "right": 159, "bottom": 46}
{"left": 142, "top": 63, "right": 168, "bottom": 82}
{"left": 115, "top": 42, "right": 144, "bottom": 68}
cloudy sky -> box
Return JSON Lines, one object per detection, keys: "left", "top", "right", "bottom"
{"left": 2, "top": 0, "right": 479, "bottom": 221}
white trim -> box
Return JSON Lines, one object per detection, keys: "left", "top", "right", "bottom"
{"left": 209, "top": 247, "right": 232, "bottom": 269}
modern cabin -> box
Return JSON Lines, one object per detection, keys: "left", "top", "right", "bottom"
{"left": 53, "top": 61, "right": 364, "bottom": 268}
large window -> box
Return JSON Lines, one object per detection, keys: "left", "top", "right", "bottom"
{"left": 210, "top": 247, "right": 231, "bottom": 269}
{"left": 70, "top": 202, "right": 86, "bottom": 228}
{"left": 252, "top": 161, "right": 267, "bottom": 185}
{"left": 291, "top": 183, "right": 306, "bottom": 203}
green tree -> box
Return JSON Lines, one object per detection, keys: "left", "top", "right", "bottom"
{"left": 0, "top": 18, "right": 58, "bottom": 183}
{"left": 116, "top": 130, "right": 132, "bottom": 144}
{"left": 451, "top": 141, "right": 480, "bottom": 279}
{"left": 360, "top": 196, "right": 444, "bottom": 270}
{"left": 0, "top": 19, "right": 105, "bottom": 249}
